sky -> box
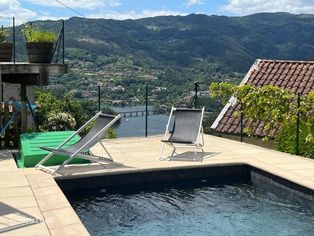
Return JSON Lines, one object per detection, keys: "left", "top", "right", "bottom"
{"left": 2, "top": 0, "right": 314, "bottom": 21}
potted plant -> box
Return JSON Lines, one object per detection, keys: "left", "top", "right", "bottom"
{"left": 22, "top": 24, "right": 57, "bottom": 63}
{"left": 0, "top": 26, "right": 12, "bottom": 62}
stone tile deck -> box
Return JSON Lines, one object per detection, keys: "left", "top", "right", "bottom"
{"left": 1, "top": 135, "right": 314, "bottom": 235}
{"left": 0, "top": 151, "right": 89, "bottom": 236}
{"left": 58, "top": 135, "right": 314, "bottom": 192}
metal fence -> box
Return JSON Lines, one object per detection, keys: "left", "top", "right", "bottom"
{"left": 0, "top": 17, "right": 64, "bottom": 64}
{"left": 96, "top": 82, "right": 220, "bottom": 138}
{"left": 2, "top": 76, "right": 312, "bottom": 158}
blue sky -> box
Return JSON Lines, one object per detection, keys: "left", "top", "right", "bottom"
{"left": 2, "top": 0, "right": 314, "bottom": 21}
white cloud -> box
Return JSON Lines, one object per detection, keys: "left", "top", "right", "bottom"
{"left": 0, "top": 0, "right": 37, "bottom": 20}
{"left": 88, "top": 9, "right": 187, "bottom": 20}
{"left": 106, "top": 0, "right": 122, "bottom": 7}
{"left": 185, "top": 0, "right": 204, "bottom": 6}
{"left": 37, "top": 14, "right": 70, "bottom": 21}
{"left": 0, "top": 1, "right": 72, "bottom": 24}
{"left": 25, "top": 0, "right": 105, "bottom": 10}
{"left": 223, "top": 0, "right": 314, "bottom": 15}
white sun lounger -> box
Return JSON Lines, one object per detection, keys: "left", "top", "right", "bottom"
{"left": 36, "top": 111, "right": 122, "bottom": 174}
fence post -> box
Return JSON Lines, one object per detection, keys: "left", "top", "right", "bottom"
{"left": 296, "top": 94, "right": 300, "bottom": 155}
{"left": 62, "top": 20, "right": 65, "bottom": 64}
{"left": 145, "top": 85, "right": 148, "bottom": 137}
{"left": 98, "top": 85, "right": 101, "bottom": 112}
{"left": 194, "top": 81, "right": 199, "bottom": 108}
{"left": 13, "top": 17, "right": 15, "bottom": 64}
{"left": 240, "top": 103, "right": 243, "bottom": 142}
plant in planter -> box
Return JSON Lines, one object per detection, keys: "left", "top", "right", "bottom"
{"left": 0, "top": 26, "right": 12, "bottom": 62}
{"left": 22, "top": 24, "right": 57, "bottom": 63}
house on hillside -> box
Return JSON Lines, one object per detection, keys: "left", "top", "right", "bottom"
{"left": 211, "top": 59, "right": 314, "bottom": 137}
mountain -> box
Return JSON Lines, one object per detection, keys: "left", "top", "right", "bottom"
{"left": 64, "top": 12, "right": 314, "bottom": 73}
{"left": 39, "top": 12, "right": 314, "bottom": 110}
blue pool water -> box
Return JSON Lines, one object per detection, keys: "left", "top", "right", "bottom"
{"left": 68, "top": 181, "right": 314, "bottom": 236}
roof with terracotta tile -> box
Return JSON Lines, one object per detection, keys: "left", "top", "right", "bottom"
{"left": 211, "top": 59, "right": 314, "bottom": 137}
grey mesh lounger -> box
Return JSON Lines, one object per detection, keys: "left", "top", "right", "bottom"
{"left": 36, "top": 111, "right": 122, "bottom": 174}
{"left": 159, "top": 107, "right": 205, "bottom": 161}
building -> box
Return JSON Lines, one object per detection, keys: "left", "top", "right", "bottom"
{"left": 211, "top": 59, "right": 314, "bottom": 136}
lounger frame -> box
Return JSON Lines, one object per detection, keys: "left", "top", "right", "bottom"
{"left": 159, "top": 107, "right": 205, "bottom": 161}
{"left": 36, "top": 111, "right": 121, "bottom": 174}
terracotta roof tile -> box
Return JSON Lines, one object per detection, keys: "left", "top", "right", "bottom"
{"left": 213, "top": 59, "right": 314, "bottom": 137}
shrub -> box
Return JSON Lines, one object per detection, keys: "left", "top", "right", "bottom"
{"left": 41, "top": 112, "right": 76, "bottom": 131}
{"left": 0, "top": 27, "right": 9, "bottom": 43}
{"left": 106, "top": 127, "right": 117, "bottom": 139}
{"left": 22, "top": 24, "right": 56, "bottom": 43}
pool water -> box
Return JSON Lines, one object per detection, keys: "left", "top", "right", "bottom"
{"left": 68, "top": 181, "right": 314, "bottom": 236}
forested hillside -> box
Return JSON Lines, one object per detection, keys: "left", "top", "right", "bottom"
{"left": 65, "top": 12, "right": 314, "bottom": 71}
{"left": 47, "top": 12, "right": 314, "bottom": 110}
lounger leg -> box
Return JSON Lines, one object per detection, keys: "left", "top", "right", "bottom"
{"left": 159, "top": 143, "right": 166, "bottom": 160}
{"left": 99, "top": 141, "right": 113, "bottom": 160}
{"left": 201, "top": 126, "right": 204, "bottom": 146}
{"left": 53, "top": 153, "right": 77, "bottom": 174}
{"left": 35, "top": 152, "right": 54, "bottom": 167}
{"left": 36, "top": 153, "right": 59, "bottom": 174}
{"left": 170, "top": 145, "right": 176, "bottom": 158}
{"left": 194, "top": 146, "right": 198, "bottom": 161}
{"left": 201, "top": 147, "right": 204, "bottom": 162}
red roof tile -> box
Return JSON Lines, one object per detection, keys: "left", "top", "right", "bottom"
{"left": 212, "top": 59, "right": 314, "bottom": 137}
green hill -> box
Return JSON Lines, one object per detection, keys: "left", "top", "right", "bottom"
{"left": 64, "top": 12, "right": 314, "bottom": 72}
{"left": 45, "top": 12, "right": 314, "bottom": 109}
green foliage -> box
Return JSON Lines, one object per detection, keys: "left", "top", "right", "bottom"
{"left": 35, "top": 90, "right": 118, "bottom": 139}
{"left": 275, "top": 91, "right": 314, "bottom": 158}
{"left": 35, "top": 90, "right": 88, "bottom": 131}
{"left": 209, "top": 82, "right": 237, "bottom": 105}
{"left": 41, "top": 112, "right": 76, "bottom": 131}
{"left": 22, "top": 24, "right": 56, "bottom": 43}
{"left": 0, "top": 27, "right": 9, "bottom": 43}
{"left": 235, "top": 85, "right": 294, "bottom": 134}
{"left": 210, "top": 82, "right": 314, "bottom": 158}
{"left": 63, "top": 13, "right": 314, "bottom": 73}
{"left": 275, "top": 121, "right": 314, "bottom": 158}
{"left": 106, "top": 127, "right": 117, "bottom": 139}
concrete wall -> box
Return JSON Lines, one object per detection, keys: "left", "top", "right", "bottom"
{"left": 3, "top": 83, "right": 36, "bottom": 103}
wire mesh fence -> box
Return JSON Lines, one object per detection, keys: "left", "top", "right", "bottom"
{"left": 95, "top": 81, "right": 220, "bottom": 138}
{"left": 2, "top": 75, "right": 313, "bottom": 159}
{"left": 0, "top": 17, "right": 64, "bottom": 64}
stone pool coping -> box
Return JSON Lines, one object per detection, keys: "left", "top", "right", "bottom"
{"left": 0, "top": 150, "right": 89, "bottom": 236}
{"left": 1, "top": 135, "right": 314, "bottom": 235}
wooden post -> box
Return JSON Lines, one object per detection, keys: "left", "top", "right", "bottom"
{"left": 20, "top": 84, "right": 27, "bottom": 132}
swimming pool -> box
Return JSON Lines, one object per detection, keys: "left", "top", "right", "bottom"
{"left": 66, "top": 175, "right": 314, "bottom": 236}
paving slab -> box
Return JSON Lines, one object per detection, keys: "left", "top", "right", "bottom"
{"left": 57, "top": 135, "right": 314, "bottom": 192}
{"left": 0, "top": 151, "right": 89, "bottom": 236}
